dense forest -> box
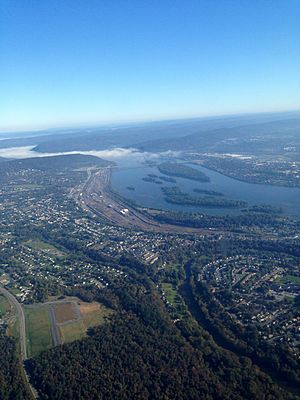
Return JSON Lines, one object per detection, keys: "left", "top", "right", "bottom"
{"left": 0, "top": 154, "right": 111, "bottom": 172}
{"left": 27, "top": 274, "right": 296, "bottom": 400}
{"left": 161, "top": 186, "right": 247, "bottom": 208}
{"left": 158, "top": 162, "right": 210, "bottom": 182}
{"left": 0, "top": 333, "right": 30, "bottom": 400}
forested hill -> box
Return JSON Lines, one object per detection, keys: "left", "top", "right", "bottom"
{"left": 24, "top": 112, "right": 300, "bottom": 154}
{"left": 27, "top": 275, "right": 296, "bottom": 400}
{"left": 135, "top": 118, "right": 300, "bottom": 155}
{"left": 0, "top": 154, "right": 111, "bottom": 172}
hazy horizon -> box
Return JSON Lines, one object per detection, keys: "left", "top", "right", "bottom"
{"left": 1, "top": 108, "right": 300, "bottom": 136}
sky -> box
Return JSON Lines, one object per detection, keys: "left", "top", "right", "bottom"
{"left": 1, "top": 0, "right": 300, "bottom": 131}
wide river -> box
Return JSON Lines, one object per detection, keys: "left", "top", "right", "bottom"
{"left": 2, "top": 145, "right": 300, "bottom": 218}
{"left": 111, "top": 161, "right": 300, "bottom": 218}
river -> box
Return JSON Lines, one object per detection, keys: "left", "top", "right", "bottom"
{"left": 111, "top": 161, "right": 300, "bottom": 218}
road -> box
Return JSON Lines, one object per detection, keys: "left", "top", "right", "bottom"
{"left": 0, "top": 285, "right": 27, "bottom": 360}
{"left": 47, "top": 305, "right": 62, "bottom": 346}
{"left": 0, "top": 286, "right": 38, "bottom": 398}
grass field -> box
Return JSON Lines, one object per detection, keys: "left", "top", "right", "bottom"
{"left": 26, "top": 239, "right": 65, "bottom": 257}
{"left": 53, "top": 302, "right": 77, "bottom": 323}
{"left": 23, "top": 298, "right": 113, "bottom": 352}
{"left": 59, "top": 320, "right": 86, "bottom": 343}
{"left": 162, "top": 283, "right": 178, "bottom": 304}
{"left": 24, "top": 306, "right": 53, "bottom": 358}
{"left": 277, "top": 274, "right": 300, "bottom": 284}
{"left": 80, "top": 301, "right": 113, "bottom": 328}
{"left": 161, "top": 282, "right": 186, "bottom": 318}
{"left": 57, "top": 300, "right": 113, "bottom": 343}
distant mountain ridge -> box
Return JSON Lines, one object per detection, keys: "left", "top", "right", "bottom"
{"left": 0, "top": 154, "right": 111, "bottom": 172}
{"left": 135, "top": 118, "right": 300, "bottom": 155}
{"left": 1, "top": 113, "right": 300, "bottom": 156}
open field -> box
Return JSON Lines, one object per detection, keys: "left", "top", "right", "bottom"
{"left": 26, "top": 239, "right": 65, "bottom": 257}
{"left": 59, "top": 320, "right": 86, "bottom": 343}
{"left": 280, "top": 274, "right": 300, "bottom": 284}
{"left": 23, "top": 298, "right": 113, "bottom": 356}
{"left": 53, "top": 302, "right": 78, "bottom": 324}
{"left": 80, "top": 301, "right": 113, "bottom": 328}
{"left": 161, "top": 283, "right": 178, "bottom": 304}
{"left": 24, "top": 306, "right": 53, "bottom": 358}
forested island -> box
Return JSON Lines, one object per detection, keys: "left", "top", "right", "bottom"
{"left": 193, "top": 188, "right": 224, "bottom": 196}
{"left": 142, "top": 177, "right": 163, "bottom": 184}
{"left": 158, "top": 162, "right": 210, "bottom": 182}
{"left": 159, "top": 175, "right": 177, "bottom": 183}
{"left": 161, "top": 186, "right": 247, "bottom": 208}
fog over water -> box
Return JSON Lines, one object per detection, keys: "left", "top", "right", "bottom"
{"left": 0, "top": 145, "right": 161, "bottom": 161}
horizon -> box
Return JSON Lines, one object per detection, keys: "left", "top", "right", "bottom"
{"left": 1, "top": 108, "right": 300, "bottom": 135}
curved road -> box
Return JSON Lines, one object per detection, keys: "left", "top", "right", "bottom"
{"left": 0, "top": 286, "right": 27, "bottom": 360}
{"left": 0, "top": 286, "right": 38, "bottom": 398}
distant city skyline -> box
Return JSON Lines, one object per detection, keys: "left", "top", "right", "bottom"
{"left": 1, "top": 0, "right": 300, "bottom": 131}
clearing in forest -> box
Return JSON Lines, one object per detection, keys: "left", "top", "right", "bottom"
{"left": 24, "top": 298, "right": 114, "bottom": 357}
{"left": 79, "top": 301, "right": 113, "bottom": 328}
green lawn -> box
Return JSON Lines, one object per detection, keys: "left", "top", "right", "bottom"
{"left": 24, "top": 306, "right": 53, "bottom": 358}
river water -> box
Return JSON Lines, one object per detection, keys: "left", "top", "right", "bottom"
{"left": 111, "top": 161, "right": 300, "bottom": 218}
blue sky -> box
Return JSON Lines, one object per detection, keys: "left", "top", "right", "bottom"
{"left": 1, "top": 0, "right": 300, "bottom": 131}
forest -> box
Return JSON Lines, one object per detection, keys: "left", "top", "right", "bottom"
{"left": 0, "top": 333, "right": 30, "bottom": 400}
{"left": 158, "top": 162, "right": 210, "bottom": 182}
